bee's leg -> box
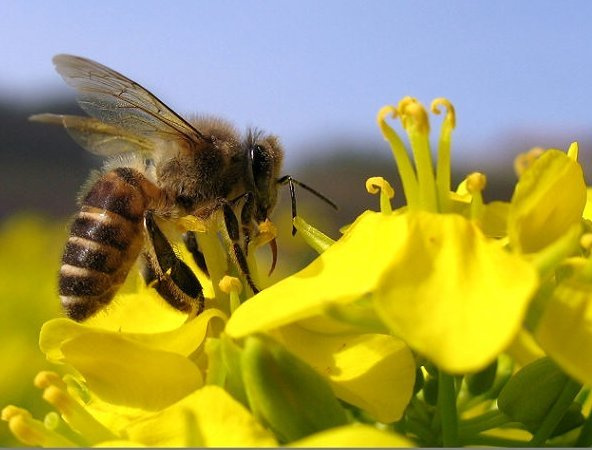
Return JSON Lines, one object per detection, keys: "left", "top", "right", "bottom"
{"left": 221, "top": 202, "right": 259, "bottom": 294}
{"left": 144, "top": 212, "right": 204, "bottom": 316}
{"left": 231, "top": 191, "right": 256, "bottom": 255}
{"left": 139, "top": 251, "right": 158, "bottom": 285}
{"left": 182, "top": 231, "right": 209, "bottom": 277}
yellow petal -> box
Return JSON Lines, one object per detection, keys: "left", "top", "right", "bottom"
{"left": 289, "top": 424, "right": 414, "bottom": 447}
{"left": 125, "top": 385, "right": 277, "bottom": 447}
{"left": 374, "top": 211, "right": 538, "bottom": 373}
{"left": 270, "top": 325, "right": 416, "bottom": 423}
{"left": 59, "top": 333, "right": 203, "bottom": 410}
{"left": 40, "top": 308, "right": 226, "bottom": 361}
{"left": 226, "top": 211, "right": 407, "bottom": 338}
{"left": 84, "top": 284, "right": 189, "bottom": 333}
{"left": 505, "top": 329, "right": 545, "bottom": 368}
{"left": 508, "top": 149, "right": 586, "bottom": 253}
{"left": 535, "top": 280, "right": 592, "bottom": 385}
{"left": 583, "top": 187, "right": 592, "bottom": 222}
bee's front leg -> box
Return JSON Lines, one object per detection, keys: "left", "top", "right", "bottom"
{"left": 221, "top": 202, "right": 259, "bottom": 294}
{"left": 182, "top": 231, "right": 209, "bottom": 277}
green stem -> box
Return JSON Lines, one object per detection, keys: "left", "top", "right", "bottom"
{"left": 438, "top": 371, "right": 459, "bottom": 447}
{"left": 529, "top": 379, "right": 582, "bottom": 446}
{"left": 406, "top": 417, "right": 436, "bottom": 444}
{"left": 575, "top": 407, "right": 592, "bottom": 446}
{"left": 459, "top": 410, "right": 511, "bottom": 437}
{"left": 409, "top": 396, "right": 432, "bottom": 424}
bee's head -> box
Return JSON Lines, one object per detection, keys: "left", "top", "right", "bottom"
{"left": 245, "top": 130, "right": 284, "bottom": 223}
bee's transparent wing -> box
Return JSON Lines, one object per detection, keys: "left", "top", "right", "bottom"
{"left": 52, "top": 54, "right": 207, "bottom": 145}
{"left": 30, "top": 113, "right": 153, "bottom": 156}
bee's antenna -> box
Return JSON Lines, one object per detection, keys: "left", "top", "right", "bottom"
{"left": 277, "top": 175, "right": 338, "bottom": 236}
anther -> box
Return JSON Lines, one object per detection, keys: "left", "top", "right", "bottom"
{"left": 431, "top": 98, "right": 456, "bottom": 129}
{"left": 219, "top": 276, "right": 242, "bottom": 313}
{"left": 514, "top": 147, "right": 544, "bottom": 177}
{"left": 366, "top": 177, "right": 395, "bottom": 198}
{"left": 580, "top": 234, "right": 592, "bottom": 251}
{"left": 466, "top": 172, "right": 487, "bottom": 194}
{"left": 397, "top": 97, "right": 430, "bottom": 135}
{"left": 219, "top": 275, "right": 242, "bottom": 295}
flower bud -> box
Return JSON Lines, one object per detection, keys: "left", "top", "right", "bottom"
{"left": 498, "top": 357, "right": 570, "bottom": 429}
{"left": 241, "top": 335, "right": 348, "bottom": 443}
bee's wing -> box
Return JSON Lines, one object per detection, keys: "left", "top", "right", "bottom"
{"left": 30, "top": 113, "right": 153, "bottom": 156}
{"left": 51, "top": 54, "right": 208, "bottom": 148}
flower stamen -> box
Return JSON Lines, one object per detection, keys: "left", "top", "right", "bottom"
{"left": 219, "top": 276, "right": 242, "bottom": 313}
{"left": 514, "top": 147, "right": 544, "bottom": 177}
{"left": 366, "top": 177, "right": 394, "bottom": 214}
{"left": 35, "top": 372, "right": 118, "bottom": 444}
{"left": 431, "top": 98, "right": 456, "bottom": 212}
{"left": 377, "top": 105, "right": 419, "bottom": 208}
{"left": 1, "top": 406, "right": 76, "bottom": 447}
{"left": 397, "top": 98, "right": 438, "bottom": 212}
{"left": 466, "top": 172, "right": 487, "bottom": 221}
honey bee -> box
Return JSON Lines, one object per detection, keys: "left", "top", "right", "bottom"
{"left": 32, "top": 54, "right": 336, "bottom": 322}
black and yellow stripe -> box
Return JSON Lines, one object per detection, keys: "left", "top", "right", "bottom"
{"left": 59, "top": 168, "right": 152, "bottom": 321}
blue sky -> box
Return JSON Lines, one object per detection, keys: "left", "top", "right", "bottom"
{"left": 2, "top": 0, "right": 591, "bottom": 166}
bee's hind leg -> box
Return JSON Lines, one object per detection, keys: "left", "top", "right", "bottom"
{"left": 142, "top": 211, "right": 204, "bottom": 317}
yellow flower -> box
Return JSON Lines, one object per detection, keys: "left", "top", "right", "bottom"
{"left": 226, "top": 211, "right": 417, "bottom": 423}
{"left": 508, "top": 144, "right": 587, "bottom": 253}
{"left": 374, "top": 210, "right": 538, "bottom": 373}
{"left": 6, "top": 93, "right": 592, "bottom": 448}
{"left": 3, "top": 376, "right": 276, "bottom": 447}
{"left": 535, "top": 274, "right": 592, "bottom": 386}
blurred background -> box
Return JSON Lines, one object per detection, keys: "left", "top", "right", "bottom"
{"left": 1, "top": 0, "right": 592, "bottom": 445}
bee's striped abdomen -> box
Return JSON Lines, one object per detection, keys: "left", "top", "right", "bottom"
{"left": 59, "top": 168, "right": 155, "bottom": 321}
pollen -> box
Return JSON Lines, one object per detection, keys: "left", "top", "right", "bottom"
{"left": 255, "top": 219, "right": 277, "bottom": 247}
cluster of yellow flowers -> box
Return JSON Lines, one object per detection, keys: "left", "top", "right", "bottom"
{"left": 3, "top": 97, "right": 592, "bottom": 447}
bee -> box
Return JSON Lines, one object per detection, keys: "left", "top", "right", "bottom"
{"left": 32, "top": 54, "right": 336, "bottom": 322}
